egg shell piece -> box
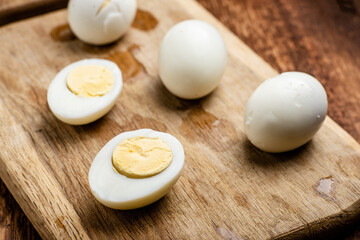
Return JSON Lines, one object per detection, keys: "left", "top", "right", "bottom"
{"left": 68, "top": 0, "right": 137, "bottom": 45}
{"left": 244, "top": 72, "right": 328, "bottom": 153}
{"left": 89, "top": 129, "right": 185, "bottom": 210}
{"left": 47, "top": 59, "right": 123, "bottom": 125}
{"left": 159, "top": 20, "right": 227, "bottom": 99}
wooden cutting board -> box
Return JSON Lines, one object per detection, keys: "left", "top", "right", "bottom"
{"left": 0, "top": 0, "right": 359, "bottom": 239}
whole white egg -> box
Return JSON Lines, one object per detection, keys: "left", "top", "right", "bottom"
{"left": 244, "top": 72, "right": 328, "bottom": 153}
{"left": 68, "top": 0, "right": 137, "bottom": 45}
{"left": 47, "top": 59, "right": 123, "bottom": 125}
{"left": 88, "top": 129, "right": 185, "bottom": 210}
{"left": 159, "top": 20, "right": 227, "bottom": 99}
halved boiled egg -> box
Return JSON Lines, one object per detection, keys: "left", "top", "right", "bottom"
{"left": 89, "top": 129, "right": 185, "bottom": 210}
{"left": 47, "top": 59, "right": 123, "bottom": 125}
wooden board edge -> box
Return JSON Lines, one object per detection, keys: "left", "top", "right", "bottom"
{"left": 175, "top": 0, "right": 360, "bottom": 239}
{"left": 0, "top": 0, "right": 359, "bottom": 239}
{"left": 0, "top": 0, "right": 68, "bottom": 27}
{"left": 272, "top": 199, "right": 360, "bottom": 240}
{"left": 0, "top": 165, "right": 84, "bottom": 240}
{"left": 0, "top": 99, "right": 91, "bottom": 239}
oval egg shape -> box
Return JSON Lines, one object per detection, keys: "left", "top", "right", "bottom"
{"left": 89, "top": 129, "right": 185, "bottom": 210}
{"left": 244, "top": 72, "right": 328, "bottom": 153}
{"left": 47, "top": 59, "right": 123, "bottom": 125}
{"left": 68, "top": 0, "right": 137, "bottom": 45}
{"left": 159, "top": 20, "right": 227, "bottom": 99}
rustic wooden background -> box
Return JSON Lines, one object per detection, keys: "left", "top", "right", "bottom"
{"left": 0, "top": 0, "right": 359, "bottom": 239}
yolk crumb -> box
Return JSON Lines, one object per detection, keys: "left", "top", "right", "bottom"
{"left": 67, "top": 65, "right": 114, "bottom": 97}
{"left": 112, "top": 137, "right": 173, "bottom": 178}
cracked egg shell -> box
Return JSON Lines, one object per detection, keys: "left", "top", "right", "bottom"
{"left": 68, "top": 0, "right": 137, "bottom": 45}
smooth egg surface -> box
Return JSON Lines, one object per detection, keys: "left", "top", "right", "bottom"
{"left": 159, "top": 20, "right": 227, "bottom": 99}
{"left": 47, "top": 59, "right": 123, "bottom": 125}
{"left": 68, "top": 0, "right": 137, "bottom": 45}
{"left": 89, "top": 129, "right": 185, "bottom": 210}
{"left": 244, "top": 72, "right": 328, "bottom": 153}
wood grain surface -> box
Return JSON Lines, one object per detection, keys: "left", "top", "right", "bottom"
{"left": 0, "top": 0, "right": 359, "bottom": 239}
{"left": 195, "top": 1, "right": 360, "bottom": 238}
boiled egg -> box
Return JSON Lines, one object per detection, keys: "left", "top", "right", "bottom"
{"left": 159, "top": 20, "right": 227, "bottom": 99}
{"left": 88, "top": 129, "right": 185, "bottom": 210}
{"left": 68, "top": 0, "right": 137, "bottom": 45}
{"left": 244, "top": 72, "right": 328, "bottom": 153}
{"left": 47, "top": 59, "right": 123, "bottom": 125}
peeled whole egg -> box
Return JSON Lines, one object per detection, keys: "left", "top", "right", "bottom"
{"left": 244, "top": 72, "right": 328, "bottom": 153}
{"left": 47, "top": 59, "right": 123, "bottom": 125}
{"left": 88, "top": 129, "right": 185, "bottom": 210}
{"left": 159, "top": 20, "right": 227, "bottom": 99}
{"left": 68, "top": 0, "right": 137, "bottom": 45}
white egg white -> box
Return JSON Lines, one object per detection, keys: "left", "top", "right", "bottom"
{"left": 88, "top": 129, "right": 185, "bottom": 210}
{"left": 159, "top": 20, "right": 227, "bottom": 99}
{"left": 68, "top": 0, "right": 137, "bottom": 45}
{"left": 47, "top": 59, "right": 123, "bottom": 125}
{"left": 244, "top": 72, "right": 328, "bottom": 153}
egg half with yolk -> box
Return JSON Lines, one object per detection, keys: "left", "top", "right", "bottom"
{"left": 47, "top": 59, "right": 123, "bottom": 125}
{"left": 89, "top": 129, "right": 185, "bottom": 210}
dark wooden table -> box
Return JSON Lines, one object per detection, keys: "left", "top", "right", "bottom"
{"left": 0, "top": 0, "right": 359, "bottom": 239}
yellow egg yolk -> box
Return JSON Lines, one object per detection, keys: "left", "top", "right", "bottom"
{"left": 112, "top": 137, "right": 173, "bottom": 178}
{"left": 67, "top": 65, "right": 114, "bottom": 97}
